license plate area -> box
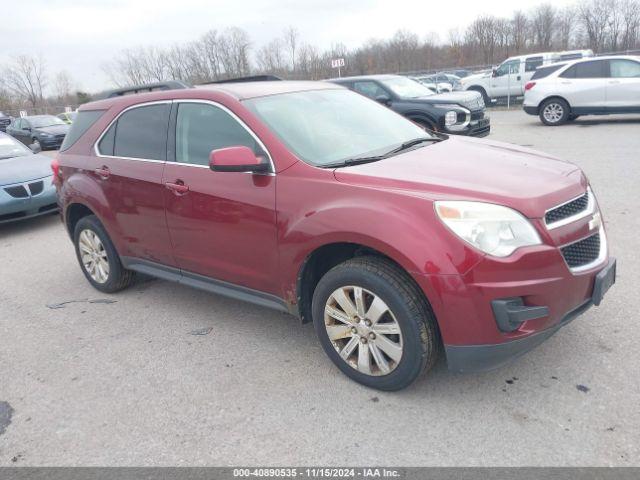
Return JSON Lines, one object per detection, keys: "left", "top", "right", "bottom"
{"left": 592, "top": 258, "right": 616, "bottom": 306}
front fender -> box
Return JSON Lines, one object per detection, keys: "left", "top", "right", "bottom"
{"left": 276, "top": 164, "right": 485, "bottom": 301}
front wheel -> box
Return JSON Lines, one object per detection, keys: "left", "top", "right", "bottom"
{"left": 539, "top": 98, "right": 570, "bottom": 126}
{"left": 312, "top": 256, "right": 439, "bottom": 391}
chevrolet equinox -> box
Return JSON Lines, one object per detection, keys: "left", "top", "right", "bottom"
{"left": 54, "top": 81, "right": 616, "bottom": 391}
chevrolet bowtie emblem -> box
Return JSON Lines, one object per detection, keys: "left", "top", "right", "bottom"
{"left": 589, "top": 212, "right": 602, "bottom": 231}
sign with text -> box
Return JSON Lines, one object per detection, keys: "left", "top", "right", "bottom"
{"left": 19, "top": 111, "right": 27, "bottom": 118}
{"left": 331, "top": 58, "right": 345, "bottom": 69}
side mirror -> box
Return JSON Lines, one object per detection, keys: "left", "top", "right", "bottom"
{"left": 209, "top": 146, "right": 270, "bottom": 174}
{"left": 492, "top": 68, "right": 499, "bottom": 77}
{"left": 375, "top": 95, "right": 391, "bottom": 106}
{"left": 29, "top": 142, "right": 42, "bottom": 154}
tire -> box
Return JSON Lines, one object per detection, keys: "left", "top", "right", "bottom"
{"left": 311, "top": 256, "right": 439, "bottom": 391}
{"left": 539, "top": 98, "right": 570, "bottom": 126}
{"left": 469, "top": 87, "right": 490, "bottom": 106}
{"left": 73, "top": 215, "right": 135, "bottom": 293}
{"left": 31, "top": 138, "right": 42, "bottom": 151}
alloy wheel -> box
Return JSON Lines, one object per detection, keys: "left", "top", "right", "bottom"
{"left": 543, "top": 103, "right": 564, "bottom": 123}
{"left": 78, "top": 229, "right": 110, "bottom": 284}
{"left": 324, "top": 286, "right": 403, "bottom": 376}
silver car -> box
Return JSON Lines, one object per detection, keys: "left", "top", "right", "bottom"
{"left": 0, "top": 132, "right": 58, "bottom": 223}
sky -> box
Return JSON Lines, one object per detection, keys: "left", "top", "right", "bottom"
{"left": 0, "top": 0, "right": 577, "bottom": 93}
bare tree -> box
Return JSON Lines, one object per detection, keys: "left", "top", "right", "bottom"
{"left": 2, "top": 55, "right": 47, "bottom": 109}
{"left": 53, "top": 71, "right": 75, "bottom": 102}
{"left": 579, "top": 0, "right": 612, "bottom": 51}
{"left": 466, "top": 16, "right": 499, "bottom": 64}
{"left": 283, "top": 26, "right": 299, "bottom": 71}
{"left": 620, "top": 0, "right": 640, "bottom": 49}
{"left": 556, "top": 7, "right": 576, "bottom": 49}
{"left": 510, "top": 11, "right": 530, "bottom": 53}
{"left": 531, "top": 4, "right": 556, "bottom": 50}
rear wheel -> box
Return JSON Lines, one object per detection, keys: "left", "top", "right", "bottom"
{"left": 73, "top": 215, "right": 135, "bottom": 293}
{"left": 539, "top": 98, "right": 570, "bottom": 126}
{"left": 312, "top": 256, "right": 439, "bottom": 391}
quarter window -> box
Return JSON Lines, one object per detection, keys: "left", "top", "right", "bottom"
{"left": 610, "top": 59, "right": 640, "bottom": 78}
{"left": 175, "top": 103, "right": 259, "bottom": 167}
{"left": 111, "top": 104, "right": 170, "bottom": 160}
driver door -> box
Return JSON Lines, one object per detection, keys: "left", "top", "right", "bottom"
{"left": 491, "top": 60, "right": 520, "bottom": 98}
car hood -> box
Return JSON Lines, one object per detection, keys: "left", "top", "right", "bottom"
{"left": 333, "top": 136, "right": 586, "bottom": 219}
{"left": 35, "top": 124, "right": 69, "bottom": 135}
{"left": 0, "top": 153, "right": 53, "bottom": 186}
{"left": 406, "top": 90, "right": 484, "bottom": 110}
{"left": 461, "top": 72, "right": 491, "bottom": 84}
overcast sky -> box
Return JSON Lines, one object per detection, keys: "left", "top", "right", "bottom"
{"left": 1, "top": 0, "right": 576, "bottom": 93}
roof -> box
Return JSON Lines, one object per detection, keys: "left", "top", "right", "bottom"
{"left": 544, "top": 54, "right": 639, "bottom": 69}
{"left": 329, "top": 74, "right": 401, "bottom": 82}
{"left": 194, "top": 80, "right": 342, "bottom": 99}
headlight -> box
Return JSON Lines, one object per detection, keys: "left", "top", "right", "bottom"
{"left": 39, "top": 132, "right": 52, "bottom": 138}
{"left": 444, "top": 111, "right": 457, "bottom": 126}
{"left": 435, "top": 201, "right": 541, "bottom": 257}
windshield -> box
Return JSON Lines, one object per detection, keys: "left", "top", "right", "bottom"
{"left": 30, "top": 115, "right": 66, "bottom": 128}
{"left": 380, "top": 77, "right": 435, "bottom": 98}
{"left": 244, "top": 89, "right": 433, "bottom": 166}
{"left": 0, "top": 135, "right": 32, "bottom": 159}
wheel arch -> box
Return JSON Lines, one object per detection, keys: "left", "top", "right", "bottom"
{"left": 538, "top": 95, "right": 572, "bottom": 112}
{"left": 295, "top": 241, "right": 427, "bottom": 325}
{"left": 65, "top": 202, "right": 97, "bottom": 237}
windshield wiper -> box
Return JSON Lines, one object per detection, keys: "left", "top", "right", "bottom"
{"left": 320, "top": 155, "right": 389, "bottom": 169}
{"left": 386, "top": 136, "right": 442, "bottom": 155}
{"left": 321, "top": 137, "right": 443, "bottom": 169}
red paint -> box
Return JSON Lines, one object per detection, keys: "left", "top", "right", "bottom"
{"left": 57, "top": 83, "right": 610, "bottom": 350}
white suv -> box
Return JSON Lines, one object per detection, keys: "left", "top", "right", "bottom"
{"left": 523, "top": 55, "right": 640, "bottom": 126}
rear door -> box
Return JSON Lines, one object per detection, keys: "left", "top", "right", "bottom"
{"left": 163, "top": 100, "right": 279, "bottom": 294}
{"left": 606, "top": 58, "right": 640, "bottom": 110}
{"left": 91, "top": 102, "right": 175, "bottom": 266}
{"left": 557, "top": 60, "right": 607, "bottom": 111}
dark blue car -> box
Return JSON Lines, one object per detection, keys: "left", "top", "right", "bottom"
{"left": 5, "top": 114, "right": 69, "bottom": 151}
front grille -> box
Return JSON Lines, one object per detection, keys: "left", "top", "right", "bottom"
{"left": 55, "top": 134, "right": 66, "bottom": 140}
{"left": 561, "top": 233, "right": 601, "bottom": 268}
{"left": 4, "top": 185, "right": 29, "bottom": 198}
{"left": 545, "top": 191, "right": 589, "bottom": 225}
{"left": 28, "top": 181, "right": 44, "bottom": 195}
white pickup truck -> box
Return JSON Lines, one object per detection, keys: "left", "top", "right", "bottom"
{"left": 460, "top": 50, "right": 593, "bottom": 104}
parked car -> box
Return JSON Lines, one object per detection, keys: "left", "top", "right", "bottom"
{"left": 6, "top": 115, "right": 69, "bottom": 150}
{"left": 412, "top": 74, "right": 453, "bottom": 93}
{"left": 524, "top": 55, "right": 640, "bottom": 125}
{"left": 442, "top": 69, "right": 473, "bottom": 79}
{"left": 461, "top": 50, "right": 594, "bottom": 104}
{"left": 0, "top": 112, "right": 11, "bottom": 132}
{"left": 55, "top": 80, "right": 615, "bottom": 391}
{"left": 57, "top": 111, "right": 77, "bottom": 124}
{"left": 0, "top": 132, "right": 58, "bottom": 223}
{"left": 330, "top": 75, "right": 490, "bottom": 137}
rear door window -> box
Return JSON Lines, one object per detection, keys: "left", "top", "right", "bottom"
{"left": 525, "top": 56, "right": 544, "bottom": 72}
{"left": 60, "top": 110, "right": 105, "bottom": 151}
{"left": 561, "top": 60, "right": 606, "bottom": 79}
{"left": 112, "top": 104, "right": 171, "bottom": 160}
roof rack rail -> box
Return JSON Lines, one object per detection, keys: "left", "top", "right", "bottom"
{"left": 92, "top": 80, "right": 191, "bottom": 100}
{"left": 201, "top": 75, "right": 283, "bottom": 85}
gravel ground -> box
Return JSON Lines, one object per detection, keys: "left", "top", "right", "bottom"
{"left": 0, "top": 110, "right": 639, "bottom": 466}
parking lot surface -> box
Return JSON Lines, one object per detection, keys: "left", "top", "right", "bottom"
{"left": 1, "top": 110, "right": 639, "bottom": 466}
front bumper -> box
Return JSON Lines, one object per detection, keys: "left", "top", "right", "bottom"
{"left": 413, "top": 225, "right": 615, "bottom": 372}
{"left": 445, "top": 114, "right": 491, "bottom": 137}
{"left": 0, "top": 177, "right": 58, "bottom": 223}
{"left": 445, "top": 257, "right": 615, "bottom": 372}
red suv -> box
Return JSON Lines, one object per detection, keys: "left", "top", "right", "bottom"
{"left": 54, "top": 81, "right": 616, "bottom": 391}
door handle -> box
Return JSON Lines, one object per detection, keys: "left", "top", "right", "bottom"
{"left": 165, "top": 181, "right": 189, "bottom": 195}
{"left": 516, "top": 76, "right": 521, "bottom": 81}
{"left": 94, "top": 166, "right": 110, "bottom": 179}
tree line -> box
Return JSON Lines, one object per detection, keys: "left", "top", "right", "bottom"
{"left": 1, "top": 0, "right": 639, "bottom": 113}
